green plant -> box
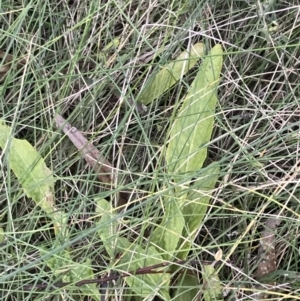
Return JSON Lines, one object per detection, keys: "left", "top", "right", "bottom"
{"left": 97, "top": 44, "right": 223, "bottom": 300}
{"left": 0, "top": 43, "right": 222, "bottom": 300}
{"left": 2, "top": 1, "right": 299, "bottom": 299}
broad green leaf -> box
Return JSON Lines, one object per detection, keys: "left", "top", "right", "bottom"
{"left": 70, "top": 258, "right": 100, "bottom": 300}
{"left": 42, "top": 249, "right": 100, "bottom": 301}
{"left": 96, "top": 199, "right": 171, "bottom": 301}
{"left": 0, "top": 121, "right": 67, "bottom": 236}
{"left": 150, "top": 195, "right": 185, "bottom": 260}
{"left": 203, "top": 264, "right": 223, "bottom": 301}
{"left": 119, "top": 244, "right": 171, "bottom": 301}
{"left": 0, "top": 121, "right": 55, "bottom": 206}
{"left": 178, "top": 163, "right": 220, "bottom": 260}
{"left": 166, "top": 44, "right": 223, "bottom": 176}
{"left": 137, "top": 43, "right": 205, "bottom": 105}
{"left": 173, "top": 272, "right": 199, "bottom": 301}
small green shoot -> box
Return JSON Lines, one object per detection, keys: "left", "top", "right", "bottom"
{"left": 203, "top": 264, "right": 223, "bottom": 301}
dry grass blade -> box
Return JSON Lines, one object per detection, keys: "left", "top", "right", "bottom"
{"left": 55, "top": 114, "right": 115, "bottom": 186}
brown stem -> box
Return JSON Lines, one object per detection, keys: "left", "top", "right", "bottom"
{"left": 22, "top": 259, "right": 214, "bottom": 291}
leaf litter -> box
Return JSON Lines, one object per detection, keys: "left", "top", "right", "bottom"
{"left": 254, "top": 211, "right": 282, "bottom": 299}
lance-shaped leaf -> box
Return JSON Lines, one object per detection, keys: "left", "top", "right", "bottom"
{"left": 137, "top": 43, "right": 205, "bottom": 105}
{"left": 0, "top": 121, "right": 67, "bottom": 236}
{"left": 96, "top": 199, "right": 171, "bottom": 301}
{"left": 177, "top": 163, "right": 219, "bottom": 260}
{"left": 150, "top": 194, "right": 185, "bottom": 260}
{"left": 166, "top": 44, "right": 223, "bottom": 176}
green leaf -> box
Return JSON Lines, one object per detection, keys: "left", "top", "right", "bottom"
{"left": 0, "top": 121, "right": 55, "bottom": 207}
{"left": 150, "top": 195, "right": 185, "bottom": 260}
{"left": 42, "top": 249, "right": 100, "bottom": 301}
{"left": 137, "top": 43, "right": 205, "bottom": 105}
{"left": 119, "top": 244, "right": 171, "bottom": 301}
{"left": 96, "top": 199, "right": 120, "bottom": 257}
{"left": 96, "top": 199, "right": 171, "bottom": 301}
{"left": 173, "top": 272, "right": 199, "bottom": 301}
{"left": 0, "top": 121, "right": 67, "bottom": 236}
{"left": 178, "top": 163, "right": 220, "bottom": 260}
{"left": 203, "top": 264, "right": 223, "bottom": 301}
{"left": 96, "top": 199, "right": 133, "bottom": 258}
{"left": 184, "top": 163, "right": 220, "bottom": 232}
{"left": 166, "top": 44, "right": 223, "bottom": 176}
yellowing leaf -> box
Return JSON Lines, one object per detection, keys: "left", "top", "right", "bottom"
{"left": 96, "top": 199, "right": 129, "bottom": 257}
{"left": 166, "top": 44, "right": 223, "bottom": 176}
{"left": 0, "top": 121, "right": 66, "bottom": 236}
{"left": 103, "top": 38, "right": 120, "bottom": 51}
{"left": 137, "top": 43, "right": 205, "bottom": 105}
{"left": 0, "top": 122, "right": 55, "bottom": 205}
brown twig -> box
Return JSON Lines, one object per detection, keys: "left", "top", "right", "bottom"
{"left": 22, "top": 259, "right": 215, "bottom": 291}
